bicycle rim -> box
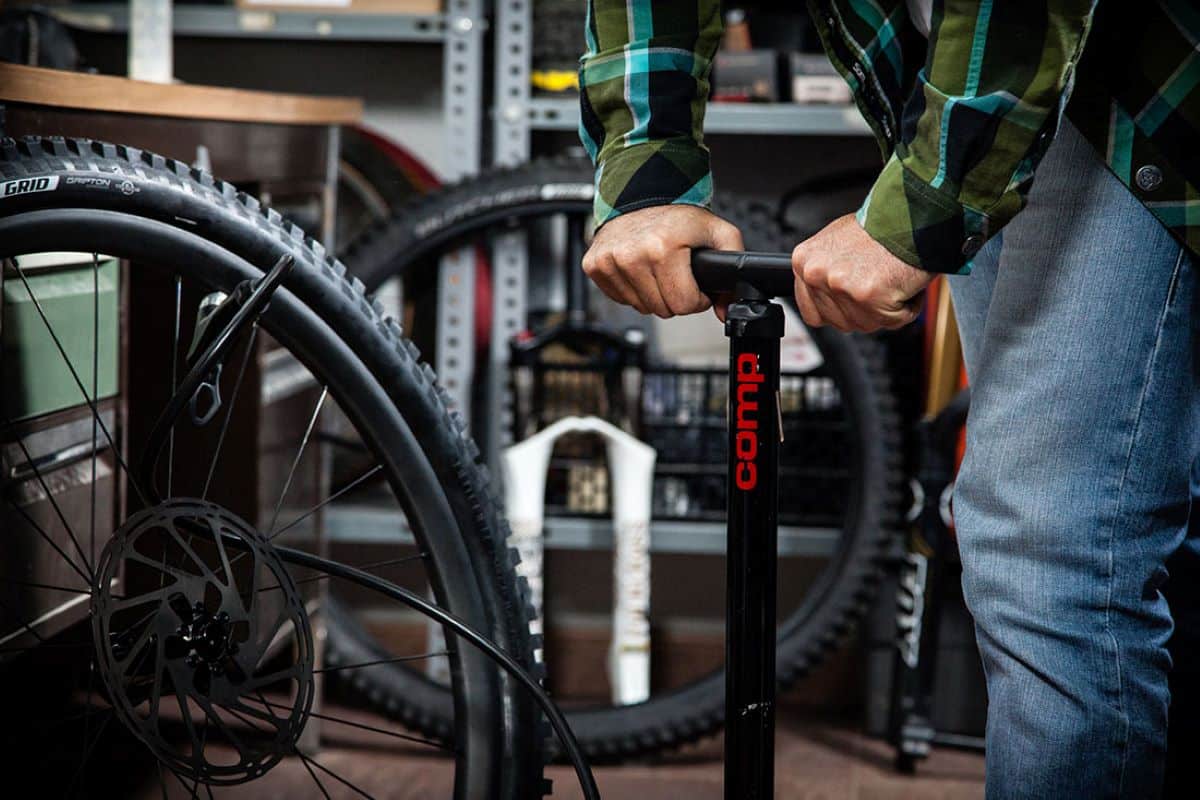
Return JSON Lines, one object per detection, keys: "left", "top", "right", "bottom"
{"left": 0, "top": 199, "right": 541, "bottom": 797}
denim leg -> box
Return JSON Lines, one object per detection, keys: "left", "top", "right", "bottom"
{"left": 947, "top": 120, "right": 1199, "bottom": 798}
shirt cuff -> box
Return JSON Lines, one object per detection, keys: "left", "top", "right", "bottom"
{"left": 593, "top": 140, "right": 713, "bottom": 228}
{"left": 857, "top": 154, "right": 992, "bottom": 275}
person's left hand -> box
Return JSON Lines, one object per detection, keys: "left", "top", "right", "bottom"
{"left": 792, "top": 214, "right": 934, "bottom": 332}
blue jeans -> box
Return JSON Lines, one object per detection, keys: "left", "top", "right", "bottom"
{"left": 948, "top": 119, "right": 1200, "bottom": 798}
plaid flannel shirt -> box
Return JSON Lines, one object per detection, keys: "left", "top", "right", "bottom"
{"left": 579, "top": 1, "right": 1200, "bottom": 274}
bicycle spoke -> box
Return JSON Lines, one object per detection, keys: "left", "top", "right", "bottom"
{"left": 90, "top": 252, "right": 100, "bottom": 569}
{"left": 126, "top": 551, "right": 202, "bottom": 588}
{"left": 246, "top": 695, "right": 452, "bottom": 752}
{"left": 164, "top": 517, "right": 228, "bottom": 587}
{"left": 197, "top": 697, "right": 250, "bottom": 765}
{"left": 80, "top": 657, "right": 98, "bottom": 794}
{"left": 0, "top": 576, "right": 93, "bottom": 596}
{"left": 293, "top": 748, "right": 377, "bottom": 800}
{"left": 10, "top": 259, "right": 150, "bottom": 506}
{"left": 242, "top": 664, "right": 304, "bottom": 695}
{"left": 297, "top": 748, "right": 333, "bottom": 800}
{"left": 3, "top": 496, "right": 92, "bottom": 586}
{"left": 254, "top": 552, "right": 429, "bottom": 595}
{"left": 156, "top": 761, "right": 170, "bottom": 800}
{"left": 164, "top": 765, "right": 208, "bottom": 800}
{"left": 7, "top": 436, "right": 95, "bottom": 582}
{"left": 109, "top": 588, "right": 172, "bottom": 616}
{"left": 209, "top": 520, "right": 237, "bottom": 593}
{"left": 169, "top": 673, "right": 207, "bottom": 762}
{"left": 113, "top": 622, "right": 159, "bottom": 691}
{"left": 268, "top": 464, "right": 383, "bottom": 542}
{"left": 267, "top": 385, "right": 328, "bottom": 537}
{"left": 149, "top": 633, "right": 168, "bottom": 722}
{"left": 0, "top": 642, "right": 93, "bottom": 655}
{"left": 225, "top": 460, "right": 386, "bottom": 578}
{"left": 314, "top": 651, "right": 450, "bottom": 675}
{"left": 113, "top": 618, "right": 161, "bottom": 679}
{"left": 190, "top": 720, "right": 210, "bottom": 800}
{"left": 167, "top": 766, "right": 195, "bottom": 792}
{"left": 168, "top": 275, "right": 182, "bottom": 498}
{"left": 201, "top": 324, "right": 260, "bottom": 501}
{"left": 0, "top": 596, "right": 49, "bottom": 644}
{"left": 247, "top": 605, "right": 292, "bottom": 670}
{"left": 227, "top": 697, "right": 285, "bottom": 732}
{"left": 63, "top": 705, "right": 114, "bottom": 798}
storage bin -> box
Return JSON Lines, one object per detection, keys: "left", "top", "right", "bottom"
{"left": 2, "top": 253, "right": 120, "bottom": 423}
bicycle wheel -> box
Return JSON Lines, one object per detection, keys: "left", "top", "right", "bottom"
{"left": 339, "top": 157, "right": 905, "bottom": 760}
{"left": 0, "top": 136, "right": 545, "bottom": 797}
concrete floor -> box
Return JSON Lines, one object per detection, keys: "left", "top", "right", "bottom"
{"left": 135, "top": 706, "right": 985, "bottom": 799}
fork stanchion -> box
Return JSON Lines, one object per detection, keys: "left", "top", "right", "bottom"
{"left": 724, "top": 283, "right": 785, "bottom": 800}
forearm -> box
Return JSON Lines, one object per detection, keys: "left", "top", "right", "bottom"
{"left": 579, "top": 0, "right": 723, "bottom": 226}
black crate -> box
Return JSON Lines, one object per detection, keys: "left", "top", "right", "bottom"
{"left": 513, "top": 362, "right": 853, "bottom": 527}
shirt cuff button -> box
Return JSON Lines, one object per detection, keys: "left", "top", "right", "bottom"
{"left": 1136, "top": 165, "right": 1163, "bottom": 192}
{"left": 961, "top": 234, "right": 986, "bottom": 257}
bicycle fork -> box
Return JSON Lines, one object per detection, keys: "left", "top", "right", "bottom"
{"left": 724, "top": 288, "right": 784, "bottom": 800}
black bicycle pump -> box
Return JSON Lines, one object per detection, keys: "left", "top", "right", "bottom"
{"left": 724, "top": 281, "right": 784, "bottom": 799}
{"left": 690, "top": 249, "right": 794, "bottom": 800}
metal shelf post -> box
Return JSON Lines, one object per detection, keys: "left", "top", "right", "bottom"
{"left": 435, "top": 0, "right": 488, "bottom": 421}
{"left": 484, "top": 0, "right": 534, "bottom": 476}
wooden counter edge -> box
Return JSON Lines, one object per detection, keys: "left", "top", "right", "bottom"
{"left": 0, "top": 63, "right": 363, "bottom": 126}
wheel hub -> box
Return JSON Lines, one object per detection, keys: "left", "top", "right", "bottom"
{"left": 174, "top": 601, "right": 239, "bottom": 673}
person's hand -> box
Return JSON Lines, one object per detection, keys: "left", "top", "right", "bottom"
{"left": 793, "top": 214, "right": 932, "bottom": 332}
{"left": 582, "top": 204, "right": 744, "bottom": 319}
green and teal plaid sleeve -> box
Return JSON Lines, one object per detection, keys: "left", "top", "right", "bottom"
{"left": 828, "top": 0, "right": 1098, "bottom": 273}
{"left": 579, "top": 1, "right": 723, "bottom": 228}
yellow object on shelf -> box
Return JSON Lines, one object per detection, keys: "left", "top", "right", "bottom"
{"left": 531, "top": 70, "right": 579, "bottom": 93}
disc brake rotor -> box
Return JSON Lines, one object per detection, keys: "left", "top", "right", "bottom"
{"left": 91, "top": 499, "right": 314, "bottom": 786}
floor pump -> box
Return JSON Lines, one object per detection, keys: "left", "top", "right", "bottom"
{"left": 691, "top": 249, "right": 796, "bottom": 799}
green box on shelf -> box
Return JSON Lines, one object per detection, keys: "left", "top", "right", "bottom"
{"left": 3, "top": 253, "right": 120, "bottom": 422}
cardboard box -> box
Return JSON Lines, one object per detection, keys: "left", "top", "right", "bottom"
{"left": 235, "top": 0, "right": 440, "bottom": 14}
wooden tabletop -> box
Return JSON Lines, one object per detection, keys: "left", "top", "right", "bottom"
{"left": 0, "top": 62, "right": 362, "bottom": 125}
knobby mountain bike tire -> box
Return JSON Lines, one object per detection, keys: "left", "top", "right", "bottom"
{"left": 0, "top": 136, "right": 547, "bottom": 798}
{"left": 337, "top": 157, "right": 905, "bottom": 761}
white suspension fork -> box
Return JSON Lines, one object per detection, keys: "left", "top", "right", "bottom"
{"left": 502, "top": 416, "right": 656, "bottom": 704}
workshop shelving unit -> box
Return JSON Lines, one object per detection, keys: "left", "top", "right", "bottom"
{"left": 49, "top": 0, "right": 486, "bottom": 418}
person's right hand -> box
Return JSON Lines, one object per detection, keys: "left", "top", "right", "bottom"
{"left": 581, "top": 204, "right": 744, "bottom": 319}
